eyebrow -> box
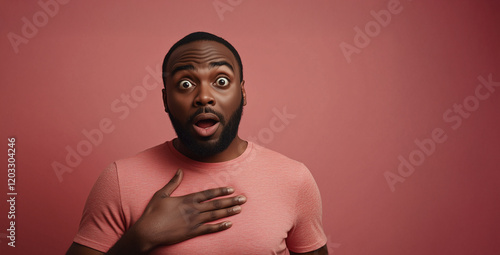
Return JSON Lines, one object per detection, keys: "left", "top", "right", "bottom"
{"left": 209, "top": 61, "right": 234, "bottom": 72}
{"left": 170, "top": 61, "right": 234, "bottom": 77}
{"left": 170, "top": 64, "right": 195, "bottom": 77}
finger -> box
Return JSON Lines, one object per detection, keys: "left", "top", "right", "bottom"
{"left": 191, "top": 186, "right": 234, "bottom": 203}
{"left": 197, "top": 205, "right": 242, "bottom": 224}
{"left": 197, "top": 195, "right": 247, "bottom": 212}
{"left": 159, "top": 169, "right": 183, "bottom": 197}
{"left": 193, "top": 221, "right": 233, "bottom": 236}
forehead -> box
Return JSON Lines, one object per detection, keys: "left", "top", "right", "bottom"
{"left": 166, "top": 40, "right": 238, "bottom": 72}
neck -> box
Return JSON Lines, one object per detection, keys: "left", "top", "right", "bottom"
{"left": 173, "top": 136, "right": 248, "bottom": 163}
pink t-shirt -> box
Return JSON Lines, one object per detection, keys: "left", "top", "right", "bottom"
{"left": 74, "top": 141, "right": 327, "bottom": 254}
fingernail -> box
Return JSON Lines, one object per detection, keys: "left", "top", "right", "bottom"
{"left": 232, "top": 205, "right": 241, "bottom": 213}
{"left": 237, "top": 195, "right": 246, "bottom": 203}
{"left": 227, "top": 187, "right": 234, "bottom": 193}
{"left": 176, "top": 169, "right": 182, "bottom": 176}
{"left": 224, "top": 221, "right": 232, "bottom": 228}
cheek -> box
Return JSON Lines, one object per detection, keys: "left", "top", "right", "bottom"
{"left": 217, "top": 87, "right": 242, "bottom": 107}
{"left": 167, "top": 93, "right": 192, "bottom": 117}
{"left": 216, "top": 90, "right": 241, "bottom": 118}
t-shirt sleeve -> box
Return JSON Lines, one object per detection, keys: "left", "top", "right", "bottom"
{"left": 286, "top": 164, "right": 328, "bottom": 253}
{"left": 73, "top": 162, "right": 126, "bottom": 252}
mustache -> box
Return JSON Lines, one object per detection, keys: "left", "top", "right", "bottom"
{"left": 188, "top": 107, "right": 226, "bottom": 124}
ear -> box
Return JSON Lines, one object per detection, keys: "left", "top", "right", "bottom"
{"left": 162, "top": 88, "right": 169, "bottom": 113}
{"left": 241, "top": 80, "right": 247, "bottom": 106}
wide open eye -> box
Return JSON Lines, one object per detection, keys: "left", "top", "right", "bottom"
{"left": 215, "top": 77, "right": 230, "bottom": 87}
{"left": 179, "top": 80, "right": 194, "bottom": 89}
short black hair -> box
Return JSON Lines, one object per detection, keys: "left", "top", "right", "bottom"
{"left": 162, "top": 32, "right": 243, "bottom": 88}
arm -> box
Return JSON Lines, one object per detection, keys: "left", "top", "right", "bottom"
{"left": 290, "top": 244, "right": 328, "bottom": 255}
{"left": 67, "top": 169, "right": 246, "bottom": 255}
{"left": 287, "top": 164, "right": 328, "bottom": 254}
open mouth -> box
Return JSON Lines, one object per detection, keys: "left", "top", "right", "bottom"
{"left": 195, "top": 119, "right": 218, "bottom": 128}
{"left": 192, "top": 113, "right": 220, "bottom": 137}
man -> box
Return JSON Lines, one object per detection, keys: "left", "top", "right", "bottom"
{"left": 66, "top": 32, "right": 328, "bottom": 255}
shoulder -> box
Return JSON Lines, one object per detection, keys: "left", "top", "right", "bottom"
{"left": 249, "top": 142, "right": 313, "bottom": 182}
{"left": 112, "top": 141, "right": 178, "bottom": 176}
{"left": 115, "top": 142, "right": 170, "bottom": 166}
{"left": 250, "top": 142, "right": 305, "bottom": 167}
{"left": 112, "top": 141, "right": 178, "bottom": 189}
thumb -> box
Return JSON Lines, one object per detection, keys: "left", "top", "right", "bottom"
{"left": 161, "top": 169, "right": 183, "bottom": 197}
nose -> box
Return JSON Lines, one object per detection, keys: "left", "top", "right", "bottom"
{"left": 193, "top": 83, "right": 215, "bottom": 107}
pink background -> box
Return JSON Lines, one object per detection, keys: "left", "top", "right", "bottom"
{"left": 1, "top": 0, "right": 500, "bottom": 254}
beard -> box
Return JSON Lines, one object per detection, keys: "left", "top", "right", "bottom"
{"left": 168, "top": 96, "right": 244, "bottom": 158}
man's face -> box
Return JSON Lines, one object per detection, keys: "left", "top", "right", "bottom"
{"left": 163, "top": 40, "right": 246, "bottom": 157}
